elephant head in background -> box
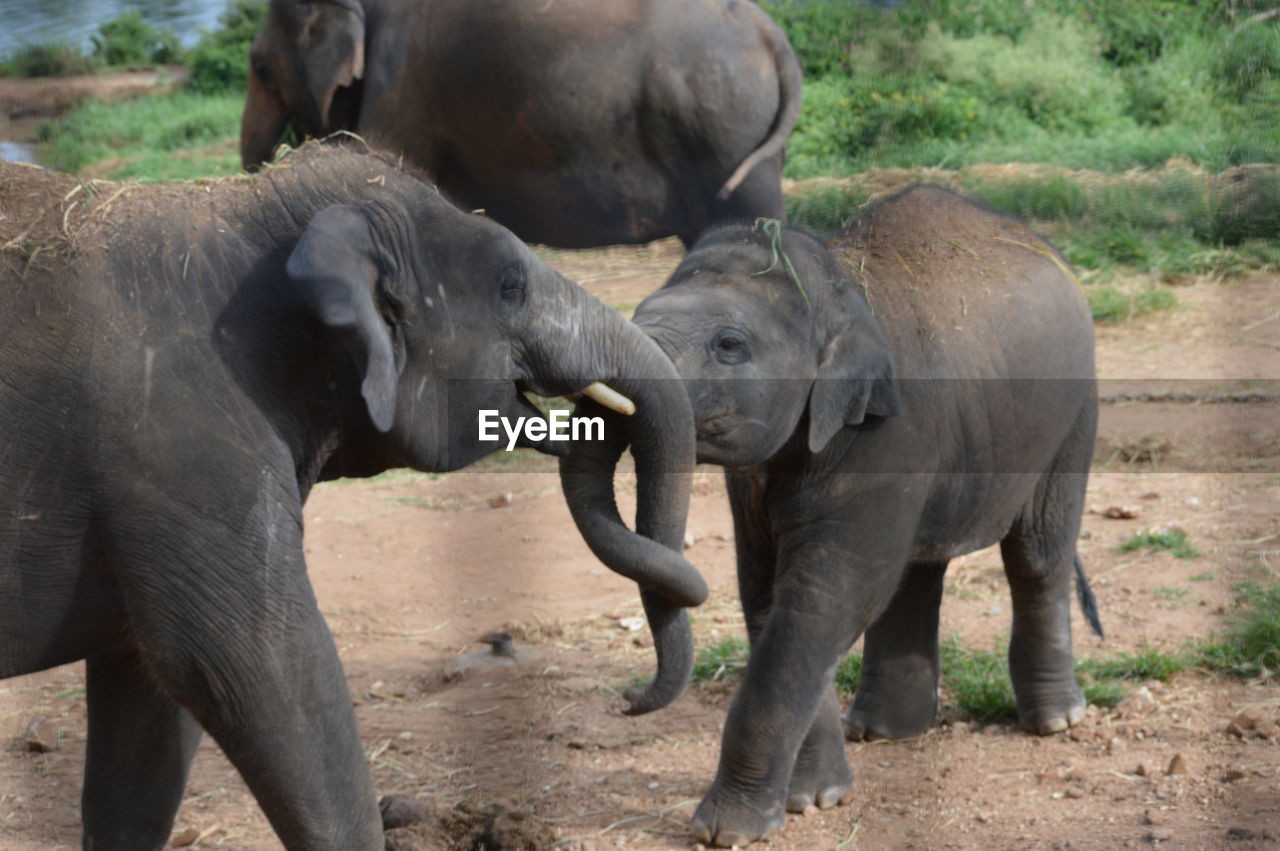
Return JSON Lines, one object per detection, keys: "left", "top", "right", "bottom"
{"left": 241, "top": 0, "right": 802, "bottom": 248}
{"left": 0, "top": 144, "right": 701, "bottom": 849}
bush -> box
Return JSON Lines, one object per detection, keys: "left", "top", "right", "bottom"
{"left": 91, "top": 12, "right": 184, "bottom": 66}
{"left": 1214, "top": 24, "right": 1280, "bottom": 96}
{"left": 186, "top": 0, "right": 267, "bottom": 94}
{"left": 0, "top": 41, "right": 97, "bottom": 78}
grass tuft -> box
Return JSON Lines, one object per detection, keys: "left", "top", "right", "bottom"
{"left": 1118, "top": 528, "right": 1200, "bottom": 559}
{"left": 691, "top": 636, "right": 749, "bottom": 684}
{"left": 1196, "top": 583, "right": 1280, "bottom": 680}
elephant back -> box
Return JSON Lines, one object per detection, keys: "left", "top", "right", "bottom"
{"left": 828, "top": 185, "right": 1094, "bottom": 382}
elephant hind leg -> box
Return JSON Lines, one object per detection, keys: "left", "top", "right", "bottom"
{"left": 83, "top": 647, "right": 203, "bottom": 849}
{"left": 844, "top": 560, "right": 947, "bottom": 741}
{"left": 1001, "top": 430, "right": 1093, "bottom": 734}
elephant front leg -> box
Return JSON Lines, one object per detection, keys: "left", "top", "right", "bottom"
{"left": 692, "top": 547, "right": 897, "bottom": 847}
{"left": 845, "top": 560, "right": 947, "bottom": 741}
{"left": 786, "top": 685, "right": 853, "bottom": 813}
{"left": 111, "top": 512, "right": 384, "bottom": 850}
{"left": 82, "top": 648, "right": 203, "bottom": 850}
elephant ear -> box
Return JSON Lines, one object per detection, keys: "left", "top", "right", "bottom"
{"left": 806, "top": 299, "right": 901, "bottom": 454}
{"left": 300, "top": 0, "right": 365, "bottom": 129}
{"left": 287, "top": 204, "right": 399, "bottom": 432}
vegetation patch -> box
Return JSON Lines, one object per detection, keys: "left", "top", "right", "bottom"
{"left": 1119, "top": 528, "right": 1200, "bottom": 559}
{"left": 1196, "top": 582, "right": 1280, "bottom": 680}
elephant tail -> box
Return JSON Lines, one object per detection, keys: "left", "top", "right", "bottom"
{"left": 716, "top": 13, "right": 804, "bottom": 201}
{"left": 1074, "top": 553, "right": 1104, "bottom": 639}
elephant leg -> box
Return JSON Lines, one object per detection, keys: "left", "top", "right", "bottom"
{"left": 844, "top": 560, "right": 947, "bottom": 741}
{"left": 1001, "top": 453, "right": 1091, "bottom": 734}
{"left": 692, "top": 540, "right": 901, "bottom": 848}
{"left": 786, "top": 684, "right": 853, "bottom": 813}
{"left": 82, "top": 647, "right": 203, "bottom": 850}
{"left": 108, "top": 506, "right": 383, "bottom": 850}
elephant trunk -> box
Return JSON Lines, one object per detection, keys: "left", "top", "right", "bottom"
{"left": 241, "top": 65, "right": 289, "bottom": 172}
{"left": 547, "top": 296, "right": 701, "bottom": 714}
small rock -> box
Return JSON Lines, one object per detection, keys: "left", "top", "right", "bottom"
{"left": 683, "top": 529, "right": 696, "bottom": 549}
{"left": 632, "top": 632, "right": 654, "bottom": 649}
{"left": 1184, "top": 497, "right": 1201, "bottom": 508}
{"left": 1104, "top": 505, "right": 1141, "bottom": 519}
{"left": 488, "top": 492, "right": 514, "bottom": 508}
{"left": 1139, "top": 492, "right": 1161, "bottom": 500}
{"left": 1107, "top": 736, "right": 1127, "bottom": 754}
{"left": 1143, "top": 809, "right": 1166, "bottom": 826}
{"left": 170, "top": 827, "right": 201, "bottom": 847}
{"left": 1079, "top": 529, "right": 1093, "bottom": 540}
{"left": 1117, "top": 686, "right": 1158, "bottom": 717}
{"left": 1065, "top": 785, "right": 1087, "bottom": 799}
{"left": 1147, "top": 828, "right": 1175, "bottom": 842}
{"left": 1254, "top": 719, "right": 1279, "bottom": 740}
{"left": 983, "top": 605, "right": 1004, "bottom": 616}
{"left": 802, "top": 804, "right": 819, "bottom": 817}
{"left": 1135, "top": 762, "right": 1153, "bottom": 777}
{"left": 1226, "top": 827, "right": 1258, "bottom": 841}
{"left": 21, "top": 715, "right": 56, "bottom": 753}
{"left": 617, "top": 616, "right": 646, "bottom": 632}
{"left": 1220, "top": 770, "right": 1246, "bottom": 784}
{"left": 1166, "top": 754, "right": 1189, "bottom": 776}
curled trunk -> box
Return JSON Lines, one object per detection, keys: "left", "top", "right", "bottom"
{"left": 558, "top": 339, "right": 701, "bottom": 713}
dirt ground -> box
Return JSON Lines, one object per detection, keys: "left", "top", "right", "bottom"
{"left": 1, "top": 241, "right": 1277, "bottom": 849}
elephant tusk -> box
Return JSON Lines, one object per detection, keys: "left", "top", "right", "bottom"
{"left": 582, "top": 381, "right": 636, "bottom": 416}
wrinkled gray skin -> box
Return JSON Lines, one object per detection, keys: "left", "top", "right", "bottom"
{"left": 0, "top": 146, "right": 699, "bottom": 850}
{"left": 241, "top": 0, "right": 801, "bottom": 248}
{"left": 565, "top": 186, "right": 1102, "bottom": 846}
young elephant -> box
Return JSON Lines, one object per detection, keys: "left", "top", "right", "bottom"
{"left": 563, "top": 186, "right": 1102, "bottom": 846}
{"left": 0, "top": 146, "right": 702, "bottom": 849}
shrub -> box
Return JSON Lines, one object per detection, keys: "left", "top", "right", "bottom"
{"left": 1214, "top": 24, "right": 1280, "bottom": 96}
{"left": 91, "top": 12, "right": 183, "bottom": 66}
{"left": 186, "top": 0, "right": 267, "bottom": 94}
{"left": 0, "top": 41, "right": 97, "bottom": 78}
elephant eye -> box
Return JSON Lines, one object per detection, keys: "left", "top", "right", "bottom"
{"left": 499, "top": 262, "right": 527, "bottom": 301}
{"left": 710, "top": 329, "right": 750, "bottom": 365}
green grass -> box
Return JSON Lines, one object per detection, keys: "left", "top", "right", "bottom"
{"left": 1196, "top": 582, "right": 1280, "bottom": 679}
{"left": 1086, "top": 285, "right": 1178, "bottom": 324}
{"left": 38, "top": 91, "right": 245, "bottom": 180}
{"left": 691, "top": 636, "right": 750, "bottom": 683}
{"left": 1077, "top": 644, "right": 1186, "bottom": 682}
{"left": 939, "top": 636, "right": 1017, "bottom": 721}
{"left": 1119, "top": 529, "right": 1200, "bottom": 559}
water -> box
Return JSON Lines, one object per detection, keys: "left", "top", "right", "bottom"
{"left": 0, "top": 0, "right": 227, "bottom": 56}
{"left": 0, "top": 140, "right": 38, "bottom": 163}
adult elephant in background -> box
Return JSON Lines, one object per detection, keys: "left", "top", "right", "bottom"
{"left": 562, "top": 187, "right": 1105, "bottom": 846}
{"left": 240, "top": 0, "right": 801, "bottom": 248}
{"left": 0, "top": 144, "right": 702, "bottom": 850}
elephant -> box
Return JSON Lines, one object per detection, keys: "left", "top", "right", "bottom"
{"left": 0, "top": 144, "right": 704, "bottom": 850}
{"left": 240, "top": 0, "right": 802, "bottom": 248}
{"left": 561, "top": 186, "right": 1105, "bottom": 846}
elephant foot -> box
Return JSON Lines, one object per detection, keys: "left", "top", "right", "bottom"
{"left": 785, "top": 750, "right": 852, "bottom": 813}
{"left": 690, "top": 784, "right": 786, "bottom": 848}
{"left": 1018, "top": 691, "right": 1087, "bottom": 735}
{"left": 843, "top": 690, "right": 937, "bottom": 741}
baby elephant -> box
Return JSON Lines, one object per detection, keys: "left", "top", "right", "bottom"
{"left": 631, "top": 187, "right": 1103, "bottom": 846}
